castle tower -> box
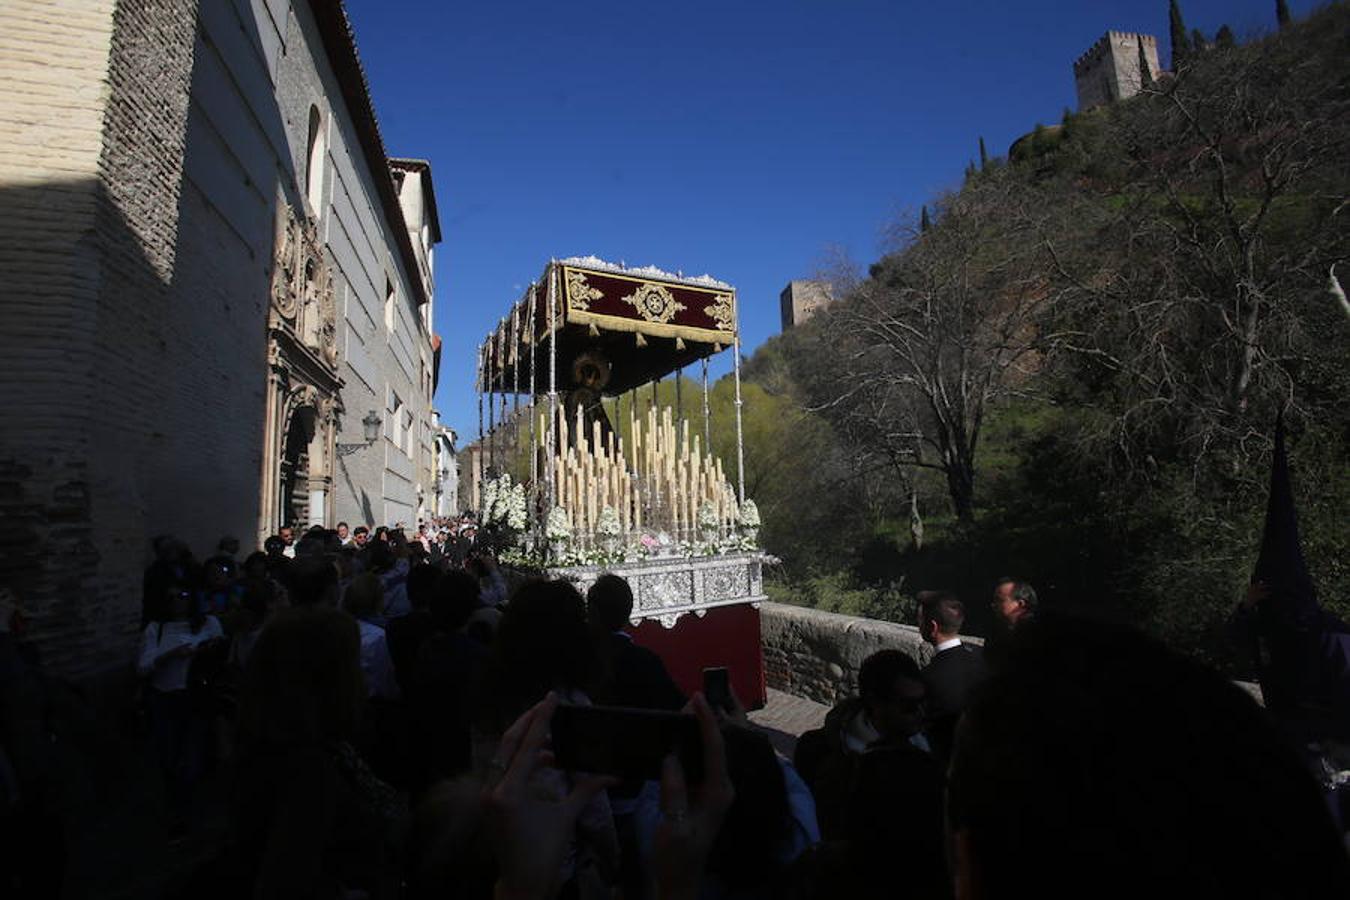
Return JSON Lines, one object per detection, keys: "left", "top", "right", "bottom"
{"left": 1073, "top": 31, "right": 1163, "bottom": 110}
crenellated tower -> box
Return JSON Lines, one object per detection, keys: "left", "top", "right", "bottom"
{"left": 1074, "top": 31, "right": 1163, "bottom": 110}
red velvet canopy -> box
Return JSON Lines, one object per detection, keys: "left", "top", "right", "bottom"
{"left": 479, "top": 260, "right": 738, "bottom": 396}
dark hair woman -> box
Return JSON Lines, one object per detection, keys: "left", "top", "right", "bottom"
{"left": 232, "top": 606, "right": 407, "bottom": 898}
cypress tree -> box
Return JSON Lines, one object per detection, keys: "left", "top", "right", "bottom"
{"left": 1191, "top": 28, "right": 1207, "bottom": 52}
{"left": 920, "top": 205, "right": 931, "bottom": 233}
{"left": 1137, "top": 37, "right": 1154, "bottom": 89}
{"left": 1215, "top": 24, "right": 1236, "bottom": 49}
{"left": 965, "top": 161, "right": 976, "bottom": 180}
{"left": 1277, "top": 0, "right": 1291, "bottom": 29}
{"left": 979, "top": 136, "right": 989, "bottom": 170}
{"left": 1169, "top": 0, "right": 1191, "bottom": 68}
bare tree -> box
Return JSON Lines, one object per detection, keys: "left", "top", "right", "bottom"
{"left": 1044, "top": 15, "right": 1350, "bottom": 477}
{"left": 801, "top": 172, "right": 1071, "bottom": 521}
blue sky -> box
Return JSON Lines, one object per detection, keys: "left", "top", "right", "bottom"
{"left": 346, "top": 0, "right": 1305, "bottom": 441}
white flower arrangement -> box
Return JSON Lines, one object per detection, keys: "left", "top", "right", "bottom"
{"left": 505, "top": 482, "right": 528, "bottom": 531}
{"left": 480, "top": 476, "right": 501, "bottom": 523}
{"left": 597, "top": 505, "right": 622, "bottom": 537}
{"left": 697, "top": 500, "right": 719, "bottom": 531}
{"left": 739, "top": 499, "right": 760, "bottom": 529}
{"left": 546, "top": 506, "right": 572, "bottom": 541}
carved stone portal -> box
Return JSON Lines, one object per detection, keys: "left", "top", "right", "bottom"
{"left": 259, "top": 205, "right": 344, "bottom": 541}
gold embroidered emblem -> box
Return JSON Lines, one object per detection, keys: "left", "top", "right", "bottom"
{"left": 566, "top": 269, "right": 604, "bottom": 311}
{"left": 706, "top": 292, "right": 736, "bottom": 332}
{"left": 620, "top": 282, "right": 686, "bottom": 324}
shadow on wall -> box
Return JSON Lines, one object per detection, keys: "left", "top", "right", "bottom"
{"left": 0, "top": 178, "right": 168, "bottom": 676}
{"left": 157, "top": 0, "right": 307, "bottom": 553}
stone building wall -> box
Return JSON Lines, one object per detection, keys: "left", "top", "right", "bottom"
{"left": 779, "top": 280, "right": 834, "bottom": 331}
{"left": 0, "top": 0, "right": 203, "bottom": 675}
{"left": 760, "top": 601, "right": 982, "bottom": 707}
{"left": 1074, "top": 31, "right": 1162, "bottom": 111}
{"left": 0, "top": 0, "right": 438, "bottom": 677}
{"left": 0, "top": 0, "right": 119, "bottom": 675}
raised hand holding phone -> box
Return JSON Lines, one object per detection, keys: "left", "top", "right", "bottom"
{"left": 652, "top": 693, "right": 735, "bottom": 900}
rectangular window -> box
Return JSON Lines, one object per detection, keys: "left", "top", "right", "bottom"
{"left": 385, "top": 278, "right": 396, "bottom": 335}
{"left": 391, "top": 395, "right": 404, "bottom": 449}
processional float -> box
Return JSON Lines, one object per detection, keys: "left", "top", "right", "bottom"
{"left": 474, "top": 257, "right": 768, "bottom": 706}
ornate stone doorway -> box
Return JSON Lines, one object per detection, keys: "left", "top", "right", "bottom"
{"left": 259, "top": 205, "right": 343, "bottom": 541}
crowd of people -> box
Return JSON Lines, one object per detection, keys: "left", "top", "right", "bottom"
{"left": 120, "top": 520, "right": 1350, "bottom": 899}
{"left": 0, "top": 514, "right": 1345, "bottom": 898}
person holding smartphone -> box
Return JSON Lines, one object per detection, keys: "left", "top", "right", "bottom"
{"left": 137, "top": 582, "right": 224, "bottom": 834}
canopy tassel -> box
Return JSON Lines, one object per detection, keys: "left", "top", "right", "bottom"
{"left": 675, "top": 337, "right": 686, "bottom": 351}
{"left": 588, "top": 323, "right": 600, "bottom": 337}
{"left": 635, "top": 332, "right": 648, "bottom": 348}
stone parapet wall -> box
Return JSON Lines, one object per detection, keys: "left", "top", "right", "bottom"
{"left": 760, "top": 601, "right": 982, "bottom": 707}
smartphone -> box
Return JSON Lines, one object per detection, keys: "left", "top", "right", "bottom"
{"left": 551, "top": 704, "right": 703, "bottom": 783}
{"left": 703, "top": 666, "right": 733, "bottom": 713}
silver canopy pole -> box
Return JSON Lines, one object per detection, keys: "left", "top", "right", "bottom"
{"left": 733, "top": 334, "right": 745, "bottom": 505}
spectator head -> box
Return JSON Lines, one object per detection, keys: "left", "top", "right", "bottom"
{"left": 586, "top": 573, "right": 634, "bottom": 633}
{"left": 368, "top": 538, "right": 395, "bottom": 574}
{"left": 217, "top": 536, "right": 240, "bottom": 557}
{"left": 375, "top": 526, "right": 389, "bottom": 543}
{"left": 264, "top": 535, "right": 287, "bottom": 558}
{"left": 236, "top": 606, "right": 364, "bottom": 749}
{"left": 948, "top": 617, "right": 1350, "bottom": 897}
{"left": 430, "top": 570, "right": 482, "bottom": 633}
{"left": 278, "top": 525, "right": 294, "bottom": 546}
{"left": 493, "top": 579, "right": 600, "bottom": 719}
{"left": 151, "top": 534, "right": 182, "bottom": 563}
{"left": 991, "top": 577, "right": 1037, "bottom": 628}
{"left": 857, "top": 650, "right": 926, "bottom": 742}
{"left": 287, "top": 554, "right": 338, "bottom": 607}
{"left": 239, "top": 577, "right": 276, "bottom": 629}
{"left": 407, "top": 562, "right": 441, "bottom": 611}
{"left": 353, "top": 525, "right": 370, "bottom": 548}
{"left": 150, "top": 581, "right": 193, "bottom": 624}
{"left": 343, "top": 573, "right": 385, "bottom": 620}
{"left": 242, "top": 551, "right": 268, "bottom": 580}
{"left": 294, "top": 533, "right": 326, "bottom": 558}
{"left": 203, "top": 558, "right": 233, "bottom": 591}
{"left": 916, "top": 590, "right": 966, "bottom": 645}
{"left": 337, "top": 521, "right": 349, "bottom": 541}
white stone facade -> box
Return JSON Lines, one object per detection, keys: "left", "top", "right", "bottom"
{"left": 0, "top": 0, "right": 439, "bottom": 676}
{"left": 1074, "top": 31, "right": 1163, "bottom": 110}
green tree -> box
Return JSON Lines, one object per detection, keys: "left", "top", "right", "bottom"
{"left": 1215, "top": 24, "right": 1236, "bottom": 49}
{"left": 920, "top": 205, "right": 931, "bottom": 233}
{"left": 1169, "top": 0, "right": 1191, "bottom": 68}
{"left": 1277, "top": 0, "right": 1291, "bottom": 29}
{"left": 1137, "top": 37, "right": 1154, "bottom": 88}
{"left": 978, "top": 136, "right": 989, "bottom": 170}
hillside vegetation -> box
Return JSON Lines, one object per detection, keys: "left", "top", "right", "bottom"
{"left": 735, "top": 5, "right": 1350, "bottom": 672}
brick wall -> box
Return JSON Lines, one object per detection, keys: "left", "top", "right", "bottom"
{"left": 0, "top": 1, "right": 117, "bottom": 675}
{"left": 760, "top": 601, "right": 983, "bottom": 707}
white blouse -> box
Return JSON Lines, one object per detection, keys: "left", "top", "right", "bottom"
{"left": 137, "top": 617, "right": 224, "bottom": 693}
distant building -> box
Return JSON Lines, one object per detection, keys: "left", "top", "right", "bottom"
{"left": 432, "top": 415, "right": 458, "bottom": 516}
{"left": 780, "top": 280, "right": 835, "bottom": 331}
{"left": 1074, "top": 31, "right": 1163, "bottom": 110}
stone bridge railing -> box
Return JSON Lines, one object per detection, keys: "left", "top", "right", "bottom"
{"left": 759, "top": 601, "right": 982, "bottom": 707}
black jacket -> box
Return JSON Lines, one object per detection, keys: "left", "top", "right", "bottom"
{"left": 920, "top": 642, "right": 987, "bottom": 763}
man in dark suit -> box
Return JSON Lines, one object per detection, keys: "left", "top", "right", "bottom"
{"left": 585, "top": 574, "right": 685, "bottom": 711}
{"left": 917, "top": 590, "right": 987, "bottom": 764}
